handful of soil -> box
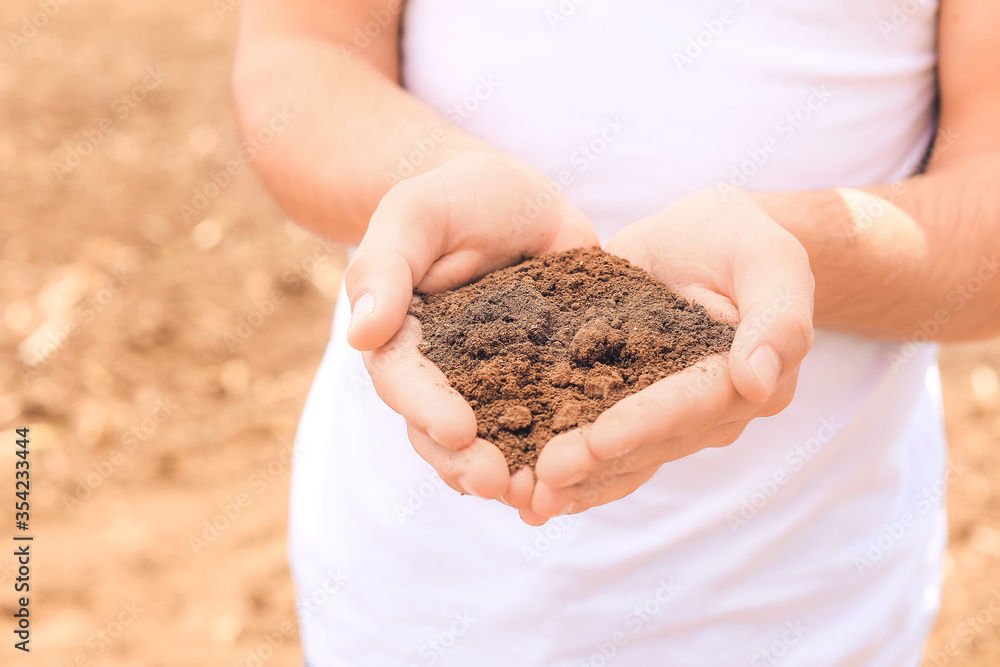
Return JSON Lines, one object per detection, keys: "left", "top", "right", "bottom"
{"left": 414, "top": 248, "right": 735, "bottom": 472}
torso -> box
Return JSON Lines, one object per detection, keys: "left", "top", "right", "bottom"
{"left": 291, "top": 2, "right": 946, "bottom": 664}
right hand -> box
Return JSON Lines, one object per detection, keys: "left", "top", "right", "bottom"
{"left": 344, "top": 152, "right": 598, "bottom": 514}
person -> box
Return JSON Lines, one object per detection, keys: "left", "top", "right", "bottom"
{"left": 232, "top": 0, "right": 1000, "bottom": 664}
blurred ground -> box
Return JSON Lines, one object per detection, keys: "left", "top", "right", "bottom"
{"left": 0, "top": 1, "right": 997, "bottom": 666}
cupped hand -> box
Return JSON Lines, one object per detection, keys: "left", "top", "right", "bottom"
{"left": 525, "top": 187, "right": 815, "bottom": 524}
{"left": 344, "top": 151, "right": 598, "bottom": 507}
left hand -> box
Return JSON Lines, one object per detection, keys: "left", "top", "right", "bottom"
{"left": 343, "top": 152, "right": 598, "bottom": 505}
{"left": 523, "top": 187, "right": 815, "bottom": 525}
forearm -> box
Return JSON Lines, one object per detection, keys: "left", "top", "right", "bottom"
{"left": 753, "top": 0, "right": 1000, "bottom": 343}
{"left": 754, "top": 152, "right": 1000, "bottom": 341}
{"left": 232, "top": 4, "right": 494, "bottom": 245}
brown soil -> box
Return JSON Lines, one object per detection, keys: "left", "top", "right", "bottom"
{"left": 415, "top": 249, "right": 735, "bottom": 470}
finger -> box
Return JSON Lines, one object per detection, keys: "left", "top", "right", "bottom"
{"left": 501, "top": 466, "right": 536, "bottom": 510}
{"left": 544, "top": 204, "right": 601, "bottom": 253}
{"left": 607, "top": 232, "right": 740, "bottom": 325}
{"left": 364, "top": 315, "right": 477, "bottom": 450}
{"left": 415, "top": 161, "right": 597, "bottom": 293}
{"left": 345, "top": 177, "right": 445, "bottom": 351}
{"left": 587, "top": 354, "right": 745, "bottom": 459}
{"left": 728, "top": 228, "right": 815, "bottom": 403}
{"left": 531, "top": 468, "right": 658, "bottom": 518}
{"left": 407, "top": 426, "right": 509, "bottom": 500}
{"left": 539, "top": 420, "right": 751, "bottom": 489}
{"left": 519, "top": 508, "right": 550, "bottom": 526}
{"left": 534, "top": 427, "right": 597, "bottom": 487}
{"left": 345, "top": 152, "right": 601, "bottom": 351}
{"left": 344, "top": 156, "right": 545, "bottom": 349}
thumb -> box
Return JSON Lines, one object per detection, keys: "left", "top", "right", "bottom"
{"left": 729, "top": 233, "right": 815, "bottom": 403}
{"left": 344, "top": 178, "right": 444, "bottom": 351}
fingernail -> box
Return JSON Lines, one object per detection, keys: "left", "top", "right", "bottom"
{"left": 348, "top": 293, "right": 376, "bottom": 335}
{"left": 456, "top": 475, "right": 475, "bottom": 496}
{"left": 748, "top": 344, "right": 781, "bottom": 397}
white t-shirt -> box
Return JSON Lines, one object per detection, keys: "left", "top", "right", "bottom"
{"left": 291, "top": 2, "right": 948, "bottom": 665}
